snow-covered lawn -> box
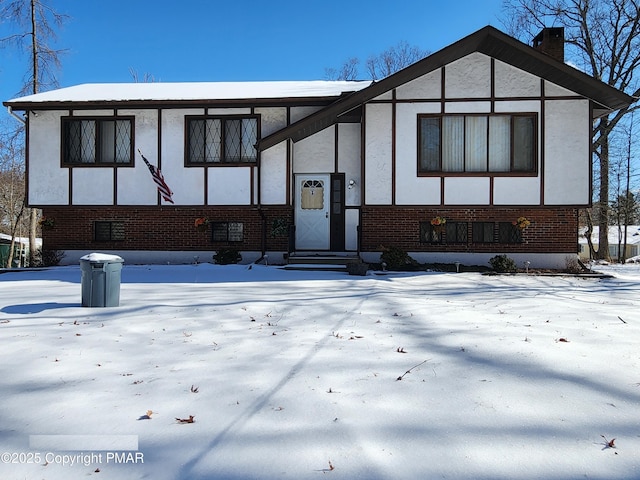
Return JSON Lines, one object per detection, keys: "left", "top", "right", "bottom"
{"left": 1, "top": 263, "right": 639, "bottom": 479}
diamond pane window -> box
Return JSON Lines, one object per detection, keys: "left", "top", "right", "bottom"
{"left": 187, "top": 116, "right": 258, "bottom": 164}
{"left": 189, "top": 120, "right": 206, "bottom": 162}
{"left": 241, "top": 118, "right": 258, "bottom": 161}
{"left": 419, "top": 222, "right": 443, "bottom": 244}
{"left": 446, "top": 221, "right": 468, "bottom": 244}
{"left": 66, "top": 120, "right": 96, "bottom": 163}
{"left": 225, "top": 119, "right": 242, "bottom": 161}
{"left": 499, "top": 222, "right": 523, "bottom": 243}
{"left": 206, "top": 119, "right": 222, "bottom": 162}
{"left": 63, "top": 118, "right": 133, "bottom": 165}
{"left": 472, "top": 222, "right": 495, "bottom": 243}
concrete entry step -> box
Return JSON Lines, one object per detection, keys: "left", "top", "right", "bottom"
{"left": 283, "top": 253, "right": 366, "bottom": 273}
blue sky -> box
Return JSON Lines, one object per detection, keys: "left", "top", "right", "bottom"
{"left": 1, "top": 0, "right": 507, "bottom": 108}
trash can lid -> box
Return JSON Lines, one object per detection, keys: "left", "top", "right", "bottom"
{"left": 80, "top": 253, "right": 124, "bottom": 263}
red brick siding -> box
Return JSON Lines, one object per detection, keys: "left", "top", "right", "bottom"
{"left": 360, "top": 207, "right": 578, "bottom": 253}
{"left": 41, "top": 205, "right": 578, "bottom": 256}
{"left": 41, "top": 206, "right": 293, "bottom": 252}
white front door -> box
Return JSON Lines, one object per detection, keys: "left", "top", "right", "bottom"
{"left": 295, "top": 174, "right": 330, "bottom": 250}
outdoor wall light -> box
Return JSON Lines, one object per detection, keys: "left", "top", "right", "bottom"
{"left": 348, "top": 179, "right": 356, "bottom": 189}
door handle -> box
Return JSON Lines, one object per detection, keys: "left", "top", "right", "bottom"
{"left": 325, "top": 211, "right": 329, "bottom": 218}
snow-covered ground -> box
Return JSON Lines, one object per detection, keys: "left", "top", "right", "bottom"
{"left": 0, "top": 262, "right": 639, "bottom": 479}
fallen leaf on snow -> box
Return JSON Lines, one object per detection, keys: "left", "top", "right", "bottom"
{"left": 137, "top": 410, "right": 154, "bottom": 420}
{"left": 175, "top": 415, "right": 195, "bottom": 423}
{"left": 601, "top": 435, "right": 616, "bottom": 448}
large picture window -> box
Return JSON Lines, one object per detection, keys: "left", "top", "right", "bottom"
{"left": 63, "top": 118, "right": 133, "bottom": 165}
{"left": 418, "top": 114, "right": 536, "bottom": 174}
{"left": 187, "top": 116, "right": 258, "bottom": 164}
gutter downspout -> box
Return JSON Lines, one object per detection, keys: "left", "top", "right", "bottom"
{"left": 7, "top": 106, "right": 26, "bottom": 125}
{"left": 256, "top": 139, "right": 267, "bottom": 264}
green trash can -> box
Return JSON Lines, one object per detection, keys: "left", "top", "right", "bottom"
{"left": 80, "top": 253, "right": 124, "bottom": 307}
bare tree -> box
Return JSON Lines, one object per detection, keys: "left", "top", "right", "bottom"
{"left": 129, "top": 67, "right": 157, "bottom": 83}
{"left": 366, "top": 41, "right": 430, "bottom": 81}
{"left": 501, "top": 0, "right": 640, "bottom": 260}
{"left": 325, "top": 57, "right": 361, "bottom": 81}
{"left": 325, "top": 41, "right": 429, "bottom": 81}
{"left": 0, "top": 126, "right": 27, "bottom": 267}
{"left": 610, "top": 112, "right": 639, "bottom": 262}
{"left": 0, "top": 0, "right": 67, "bottom": 266}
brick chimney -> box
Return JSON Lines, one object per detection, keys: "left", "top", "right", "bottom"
{"left": 533, "top": 27, "right": 564, "bottom": 62}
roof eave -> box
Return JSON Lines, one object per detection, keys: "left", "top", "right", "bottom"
{"left": 259, "top": 26, "right": 634, "bottom": 150}
{"left": 2, "top": 94, "right": 351, "bottom": 111}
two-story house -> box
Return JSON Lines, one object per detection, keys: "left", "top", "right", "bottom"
{"left": 4, "top": 26, "right": 633, "bottom": 268}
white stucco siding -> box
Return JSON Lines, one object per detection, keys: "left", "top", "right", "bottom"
{"left": 337, "top": 123, "right": 361, "bottom": 207}
{"left": 493, "top": 177, "right": 540, "bottom": 205}
{"left": 345, "top": 209, "right": 359, "bottom": 250}
{"left": 118, "top": 165, "right": 158, "bottom": 205}
{"left": 293, "top": 128, "right": 334, "bottom": 173}
{"left": 372, "top": 92, "right": 393, "bottom": 101}
{"left": 70, "top": 109, "right": 113, "bottom": 117}
{"left": 397, "top": 177, "right": 442, "bottom": 205}
{"left": 444, "top": 52, "right": 491, "bottom": 98}
{"left": 28, "top": 111, "right": 69, "bottom": 205}
{"left": 208, "top": 167, "right": 252, "bottom": 205}
{"left": 395, "top": 103, "right": 441, "bottom": 205}
{"left": 290, "top": 106, "right": 323, "bottom": 123}
{"left": 260, "top": 142, "right": 287, "bottom": 205}
{"left": 207, "top": 107, "right": 251, "bottom": 116}
{"left": 395, "top": 69, "right": 441, "bottom": 99}
{"left": 493, "top": 100, "right": 541, "bottom": 114}
{"left": 494, "top": 60, "right": 541, "bottom": 97}
{"left": 364, "top": 104, "right": 392, "bottom": 205}
{"left": 117, "top": 109, "right": 158, "bottom": 205}
{"left": 444, "top": 177, "right": 490, "bottom": 205}
{"left": 72, "top": 168, "right": 113, "bottom": 204}
{"left": 495, "top": 101, "right": 543, "bottom": 206}
{"left": 444, "top": 102, "right": 491, "bottom": 114}
{"left": 161, "top": 108, "right": 205, "bottom": 205}
{"left": 544, "top": 80, "right": 581, "bottom": 97}
{"left": 255, "top": 107, "right": 287, "bottom": 137}
{"left": 544, "top": 99, "right": 590, "bottom": 205}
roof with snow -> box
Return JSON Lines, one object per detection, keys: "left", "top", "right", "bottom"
{"left": 3, "top": 26, "right": 633, "bottom": 149}
{"left": 0, "top": 233, "right": 42, "bottom": 247}
{"left": 3, "top": 81, "right": 373, "bottom": 108}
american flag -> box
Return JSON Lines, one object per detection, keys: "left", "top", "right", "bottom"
{"left": 138, "top": 150, "right": 174, "bottom": 204}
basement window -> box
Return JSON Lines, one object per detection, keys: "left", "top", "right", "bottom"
{"left": 498, "top": 222, "right": 523, "bottom": 243}
{"left": 94, "top": 221, "right": 125, "bottom": 241}
{"left": 420, "top": 222, "right": 443, "bottom": 244}
{"left": 445, "top": 222, "right": 468, "bottom": 244}
{"left": 211, "top": 222, "right": 244, "bottom": 242}
{"left": 472, "top": 222, "right": 495, "bottom": 243}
